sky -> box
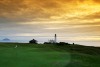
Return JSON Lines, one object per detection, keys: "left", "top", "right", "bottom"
{"left": 0, "top": 0, "right": 100, "bottom": 46}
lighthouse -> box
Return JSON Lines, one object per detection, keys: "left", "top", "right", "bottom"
{"left": 55, "top": 34, "right": 57, "bottom": 43}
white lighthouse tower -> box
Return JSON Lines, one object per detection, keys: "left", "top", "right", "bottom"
{"left": 55, "top": 34, "right": 57, "bottom": 43}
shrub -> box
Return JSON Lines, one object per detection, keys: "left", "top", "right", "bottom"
{"left": 56, "top": 42, "right": 69, "bottom": 46}
{"left": 29, "top": 39, "right": 38, "bottom": 44}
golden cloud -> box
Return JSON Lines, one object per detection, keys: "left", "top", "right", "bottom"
{"left": 0, "top": 0, "right": 100, "bottom": 22}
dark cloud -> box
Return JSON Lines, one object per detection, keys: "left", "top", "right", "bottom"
{"left": 0, "top": 0, "right": 26, "bottom": 16}
{"left": 85, "top": 12, "right": 100, "bottom": 19}
{"left": 0, "top": 0, "right": 78, "bottom": 22}
{"left": 93, "top": 0, "right": 100, "bottom": 3}
{"left": 0, "top": 0, "right": 28, "bottom": 22}
{"left": 0, "top": 0, "right": 59, "bottom": 22}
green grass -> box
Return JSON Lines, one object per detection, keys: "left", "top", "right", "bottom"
{"left": 0, "top": 43, "right": 100, "bottom": 67}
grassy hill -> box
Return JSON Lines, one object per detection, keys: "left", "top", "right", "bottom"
{"left": 0, "top": 43, "right": 100, "bottom": 67}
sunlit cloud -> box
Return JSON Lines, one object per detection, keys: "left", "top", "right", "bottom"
{"left": 58, "top": 36, "right": 100, "bottom": 42}
{"left": 0, "top": 0, "right": 100, "bottom": 22}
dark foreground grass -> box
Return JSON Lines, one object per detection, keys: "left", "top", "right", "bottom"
{"left": 0, "top": 43, "right": 100, "bottom": 67}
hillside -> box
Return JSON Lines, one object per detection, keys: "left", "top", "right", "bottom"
{"left": 0, "top": 43, "right": 100, "bottom": 67}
